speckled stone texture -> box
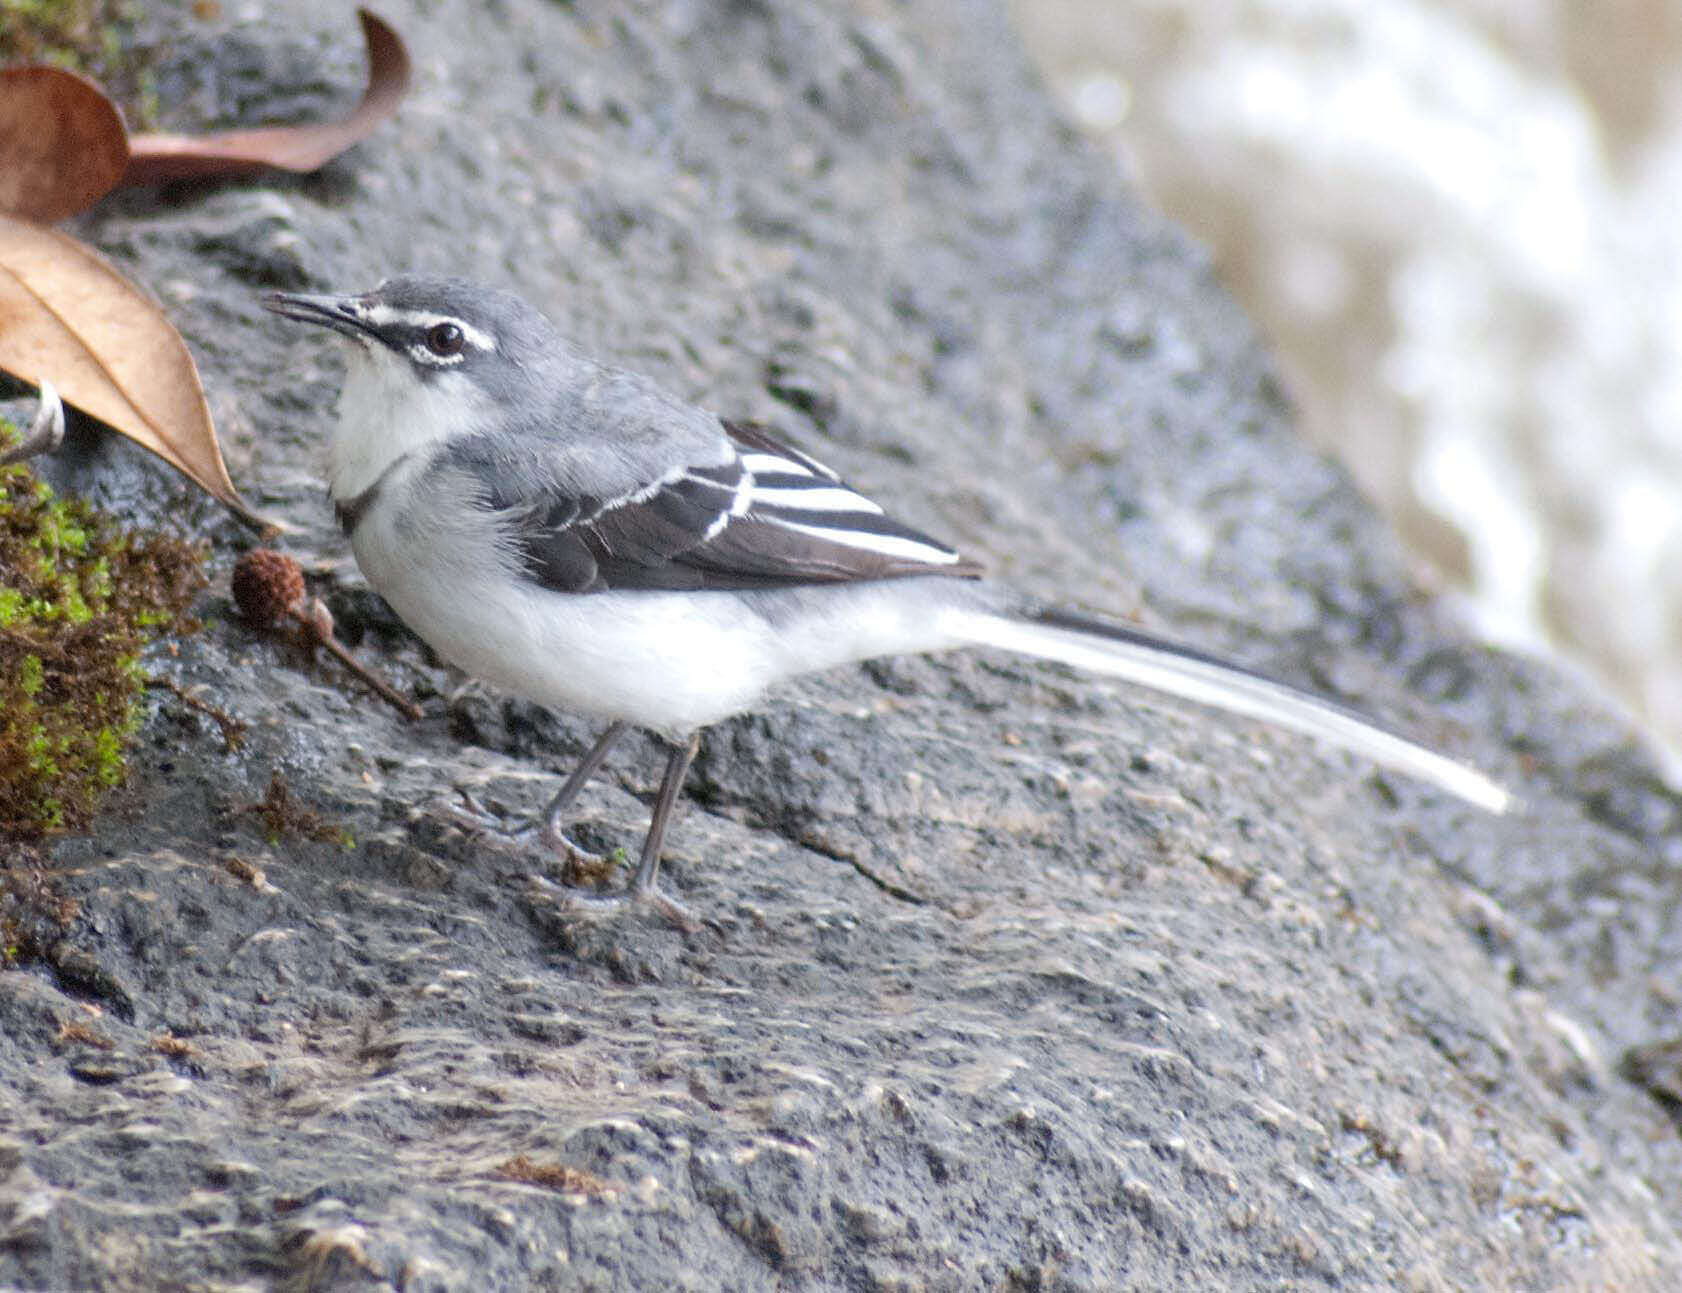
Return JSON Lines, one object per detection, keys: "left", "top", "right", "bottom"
{"left": 4, "top": 1, "right": 1681, "bottom": 1288}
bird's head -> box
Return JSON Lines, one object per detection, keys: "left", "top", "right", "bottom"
{"left": 263, "top": 274, "right": 554, "bottom": 384}
{"left": 264, "top": 275, "right": 560, "bottom": 499}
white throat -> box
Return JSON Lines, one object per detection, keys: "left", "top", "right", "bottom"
{"left": 328, "top": 343, "right": 487, "bottom": 501}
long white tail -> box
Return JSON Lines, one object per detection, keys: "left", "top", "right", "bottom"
{"left": 944, "top": 604, "right": 1511, "bottom": 815}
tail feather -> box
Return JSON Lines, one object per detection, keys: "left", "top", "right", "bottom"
{"left": 943, "top": 604, "right": 1511, "bottom": 815}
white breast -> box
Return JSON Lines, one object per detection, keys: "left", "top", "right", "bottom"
{"left": 329, "top": 347, "right": 490, "bottom": 503}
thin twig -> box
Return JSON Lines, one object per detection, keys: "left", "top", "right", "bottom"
{"left": 292, "top": 598, "right": 424, "bottom": 721}
{"left": 144, "top": 677, "right": 248, "bottom": 750}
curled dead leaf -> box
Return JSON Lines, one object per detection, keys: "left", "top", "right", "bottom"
{"left": 0, "top": 213, "right": 263, "bottom": 525}
{"left": 123, "top": 9, "right": 411, "bottom": 185}
{"left": 0, "top": 10, "right": 408, "bottom": 221}
{"left": 0, "top": 378, "right": 64, "bottom": 465}
{"left": 0, "top": 66, "right": 129, "bottom": 222}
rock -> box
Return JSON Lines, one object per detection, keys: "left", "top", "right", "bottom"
{"left": 4, "top": 0, "right": 1680, "bottom": 1287}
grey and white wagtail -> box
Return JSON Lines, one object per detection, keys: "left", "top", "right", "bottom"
{"left": 264, "top": 276, "right": 1509, "bottom": 913}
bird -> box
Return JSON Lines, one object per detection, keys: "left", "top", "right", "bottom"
{"left": 263, "top": 275, "right": 1509, "bottom": 918}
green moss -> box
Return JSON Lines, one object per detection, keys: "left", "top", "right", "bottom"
{"left": 0, "top": 0, "right": 160, "bottom": 129}
{"left": 0, "top": 420, "right": 205, "bottom": 838}
{"left": 2, "top": 0, "right": 110, "bottom": 65}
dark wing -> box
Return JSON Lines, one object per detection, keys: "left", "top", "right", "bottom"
{"left": 506, "top": 419, "right": 983, "bottom": 593}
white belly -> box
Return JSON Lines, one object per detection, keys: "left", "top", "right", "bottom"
{"left": 349, "top": 493, "right": 973, "bottom": 734}
{"left": 389, "top": 576, "right": 780, "bottom": 731}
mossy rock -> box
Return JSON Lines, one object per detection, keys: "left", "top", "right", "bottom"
{"left": 0, "top": 423, "right": 205, "bottom": 837}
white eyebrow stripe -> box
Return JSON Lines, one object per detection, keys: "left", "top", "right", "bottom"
{"left": 362, "top": 304, "right": 498, "bottom": 351}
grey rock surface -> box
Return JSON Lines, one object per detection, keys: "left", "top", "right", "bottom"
{"left": 4, "top": 0, "right": 1682, "bottom": 1288}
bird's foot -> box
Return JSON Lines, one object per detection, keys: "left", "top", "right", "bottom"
{"left": 448, "top": 788, "right": 530, "bottom": 840}
{"left": 450, "top": 790, "right": 615, "bottom": 878}
{"left": 522, "top": 872, "right": 700, "bottom": 933}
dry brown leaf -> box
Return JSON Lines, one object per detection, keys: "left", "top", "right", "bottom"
{"left": 0, "top": 213, "right": 260, "bottom": 523}
{"left": 123, "top": 9, "right": 411, "bottom": 185}
{"left": 0, "top": 66, "right": 129, "bottom": 222}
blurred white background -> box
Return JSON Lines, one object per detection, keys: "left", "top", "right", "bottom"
{"left": 1011, "top": 0, "right": 1682, "bottom": 755}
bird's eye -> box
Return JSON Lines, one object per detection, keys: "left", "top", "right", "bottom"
{"left": 425, "top": 322, "right": 465, "bottom": 357}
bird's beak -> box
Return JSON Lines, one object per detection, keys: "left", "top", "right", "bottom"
{"left": 262, "top": 290, "right": 376, "bottom": 343}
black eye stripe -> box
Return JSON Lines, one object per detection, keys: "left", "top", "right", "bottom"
{"left": 372, "top": 314, "right": 489, "bottom": 363}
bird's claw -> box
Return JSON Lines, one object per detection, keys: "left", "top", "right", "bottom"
{"left": 450, "top": 789, "right": 623, "bottom": 883}
{"left": 522, "top": 872, "right": 699, "bottom": 933}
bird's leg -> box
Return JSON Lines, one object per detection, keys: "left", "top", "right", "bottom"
{"left": 630, "top": 729, "right": 702, "bottom": 898}
{"left": 524, "top": 729, "right": 702, "bottom": 930}
{"left": 454, "top": 721, "right": 627, "bottom": 858}
{"left": 536, "top": 720, "right": 629, "bottom": 853}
